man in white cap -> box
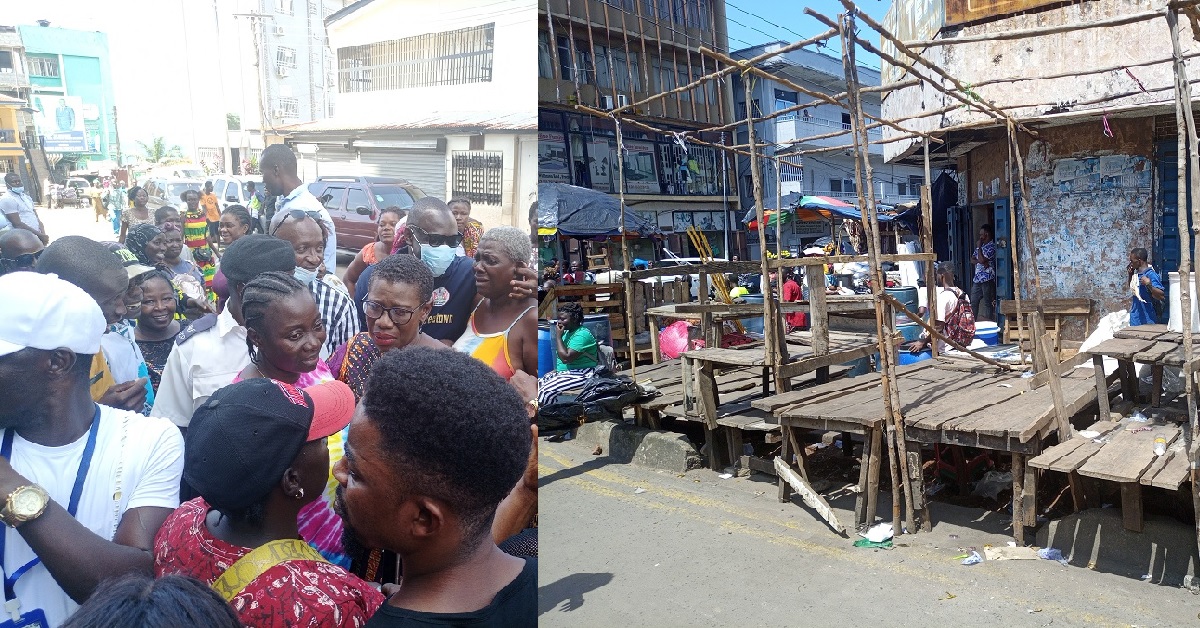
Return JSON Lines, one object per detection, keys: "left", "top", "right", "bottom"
{"left": 0, "top": 272, "right": 184, "bottom": 626}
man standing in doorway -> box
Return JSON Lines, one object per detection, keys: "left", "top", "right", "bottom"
{"left": 199, "top": 181, "right": 221, "bottom": 247}
{"left": 970, "top": 223, "right": 996, "bottom": 322}
{"left": 1128, "top": 247, "right": 1165, "bottom": 326}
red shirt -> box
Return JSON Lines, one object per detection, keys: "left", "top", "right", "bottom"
{"left": 154, "top": 498, "right": 385, "bottom": 628}
{"left": 781, "top": 279, "right": 806, "bottom": 328}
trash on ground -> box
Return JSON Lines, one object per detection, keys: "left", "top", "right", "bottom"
{"left": 939, "top": 591, "right": 956, "bottom": 600}
{"left": 984, "top": 546, "right": 1039, "bottom": 561}
{"left": 1128, "top": 409, "right": 1149, "bottom": 422}
{"left": 1078, "top": 430, "right": 1101, "bottom": 439}
{"left": 1038, "top": 547, "right": 1069, "bottom": 565}
{"left": 948, "top": 534, "right": 959, "bottom": 540}
{"left": 852, "top": 538, "right": 893, "bottom": 549}
{"left": 961, "top": 551, "right": 983, "bottom": 566}
{"left": 863, "top": 522, "right": 894, "bottom": 543}
{"left": 997, "top": 383, "right": 1012, "bottom": 388}
{"left": 1141, "top": 574, "right": 1153, "bottom": 581}
{"left": 1020, "top": 370, "right": 1035, "bottom": 378}
{"left": 592, "top": 446, "right": 603, "bottom": 455}
{"left": 634, "top": 487, "right": 647, "bottom": 494}
{"left": 1153, "top": 437, "right": 1167, "bottom": 456}
{"left": 718, "top": 473, "right": 733, "bottom": 479}
{"left": 972, "top": 470, "right": 1013, "bottom": 500}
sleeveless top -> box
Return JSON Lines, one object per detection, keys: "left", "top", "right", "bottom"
{"left": 453, "top": 302, "right": 536, "bottom": 380}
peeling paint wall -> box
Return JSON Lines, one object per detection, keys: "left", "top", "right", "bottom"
{"left": 880, "top": 0, "right": 1187, "bottom": 162}
{"left": 961, "top": 117, "right": 1156, "bottom": 338}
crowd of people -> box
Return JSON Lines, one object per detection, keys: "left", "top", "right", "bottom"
{"left": 0, "top": 144, "right": 538, "bottom": 627}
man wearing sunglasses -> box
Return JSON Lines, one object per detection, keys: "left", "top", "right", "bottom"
{"left": 0, "top": 229, "right": 44, "bottom": 275}
{"left": 260, "top": 145, "right": 337, "bottom": 273}
{"left": 353, "top": 198, "right": 476, "bottom": 344}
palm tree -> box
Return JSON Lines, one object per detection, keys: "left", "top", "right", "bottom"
{"left": 136, "top": 136, "right": 184, "bottom": 164}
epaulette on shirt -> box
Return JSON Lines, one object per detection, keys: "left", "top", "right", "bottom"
{"left": 176, "top": 314, "right": 218, "bottom": 345}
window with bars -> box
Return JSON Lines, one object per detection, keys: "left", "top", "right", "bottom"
{"left": 27, "top": 55, "right": 58, "bottom": 78}
{"left": 276, "top": 0, "right": 294, "bottom": 15}
{"left": 276, "top": 46, "right": 297, "bottom": 68}
{"left": 337, "top": 23, "right": 494, "bottom": 93}
{"left": 275, "top": 97, "right": 298, "bottom": 119}
{"left": 451, "top": 151, "right": 503, "bottom": 206}
{"left": 780, "top": 163, "right": 803, "bottom": 182}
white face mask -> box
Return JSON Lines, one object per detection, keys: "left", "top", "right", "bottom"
{"left": 420, "top": 245, "right": 456, "bottom": 277}
{"left": 293, "top": 266, "right": 318, "bottom": 285}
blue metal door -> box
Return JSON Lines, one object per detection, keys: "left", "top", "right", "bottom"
{"left": 1155, "top": 139, "right": 1188, "bottom": 275}
{"left": 993, "top": 198, "right": 1014, "bottom": 301}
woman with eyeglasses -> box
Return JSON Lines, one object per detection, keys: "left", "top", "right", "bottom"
{"left": 452, "top": 227, "right": 538, "bottom": 380}
{"left": 329, "top": 253, "right": 447, "bottom": 402}
{"left": 340, "top": 206, "right": 403, "bottom": 300}
{"left": 0, "top": 228, "right": 44, "bottom": 275}
{"left": 134, "top": 271, "right": 182, "bottom": 395}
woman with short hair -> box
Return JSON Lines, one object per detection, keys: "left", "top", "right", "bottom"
{"left": 453, "top": 227, "right": 538, "bottom": 380}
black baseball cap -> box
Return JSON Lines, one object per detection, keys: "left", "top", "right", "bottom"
{"left": 220, "top": 234, "right": 296, "bottom": 285}
{"left": 184, "top": 378, "right": 355, "bottom": 512}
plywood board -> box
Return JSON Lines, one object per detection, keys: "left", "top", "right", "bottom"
{"left": 1077, "top": 424, "right": 1181, "bottom": 483}
{"left": 1087, "top": 338, "right": 1155, "bottom": 360}
{"left": 1029, "top": 421, "right": 1122, "bottom": 470}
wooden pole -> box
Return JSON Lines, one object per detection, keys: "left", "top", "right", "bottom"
{"left": 1166, "top": 8, "right": 1200, "bottom": 554}
{"left": 881, "top": 294, "right": 1018, "bottom": 370}
{"left": 744, "top": 72, "right": 785, "bottom": 382}
{"left": 921, "top": 142, "right": 938, "bottom": 358}
{"left": 840, "top": 13, "right": 917, "bottom": 534}
{"left": 614, "top": 116, "right": 637, "bottom": 381}
{"left": 1009, "top": 121, "right": 1069, "bottom": 442}
{"left": 1006, "top": 126, "right": 1028, "bottom": 367}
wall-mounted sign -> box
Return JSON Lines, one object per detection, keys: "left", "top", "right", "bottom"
{"left": 945, "top": 0, "right": 1077, "bottom": 27}
{"left": 30, "top": 94, "right": 86, "bottom": 153}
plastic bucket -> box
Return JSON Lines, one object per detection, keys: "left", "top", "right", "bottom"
{"left": 974, "top": 321, "right": 1000, "bottom": 346}
{"left": 537, "top": 324, "right": 556, "bottom": 377}
{"left": 741, "top": 294, "right": 765, "bottom": 334}
{"left": 886, "top": 286, "right": 919, "bottom": 325}
{"left": 899, "top": 348, "right": 932, "bottom": 365}
{"left": 897, "top": 323, "right": 923, "bottom": 342}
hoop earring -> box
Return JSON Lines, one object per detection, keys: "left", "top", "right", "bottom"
{"left": 295, "top": 488, "right": 304, "bottom": 499}
{"left": 248, "top": 345, "right": 260, "bottom": 364}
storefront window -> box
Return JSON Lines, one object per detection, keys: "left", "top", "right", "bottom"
{"left": 658, "top": 143, "right": 718, "bottom": 196}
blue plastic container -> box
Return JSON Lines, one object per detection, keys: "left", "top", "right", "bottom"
{"left": 537, "top": 324, "right": 556, "bottom": 377}
{"left": 974, "top": 322, "right": 1000, "bottom": 346}
{"left": 886, "top": 286, "right": 919, "bottom": 325}
{"left": 740, "top": 294, "right": 765, "bottom": 334}
{"left": 898, "top": 323, "right": 923, "bottom": 342}
{"left": 899, "top": 348, "right": 932, "bottom": 365}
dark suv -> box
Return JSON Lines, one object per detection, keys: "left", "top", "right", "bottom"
{"left": 306, "top": 176, "right": 426, "bottom": 252}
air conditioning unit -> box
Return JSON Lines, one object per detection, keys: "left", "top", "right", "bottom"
{"left": 273, "top": 25, "right": 285, "bottom": 36}
{"left": 599, "top": 95, "right": 614, "bottom": 111}
{"left": 276, "top": 66, "right": 291, "bottom": 78}
{"left": 616, "top": 94, "right": 630, "bottom": 108}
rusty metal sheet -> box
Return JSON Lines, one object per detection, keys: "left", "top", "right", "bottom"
{"left": 945, "top": 0, "right": 1080, "bottom": 27}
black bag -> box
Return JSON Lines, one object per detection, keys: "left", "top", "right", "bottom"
{"left": 537, "top": 403, "right": 587, "bottom": 432}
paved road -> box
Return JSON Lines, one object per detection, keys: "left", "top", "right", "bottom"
{"left": 539, "top": 437, "right": 1199, "bottom": 627}
{"left": 38, "top": 203, "right": 119, "bottom": 243}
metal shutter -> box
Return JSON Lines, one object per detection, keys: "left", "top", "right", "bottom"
{"left": 358, "top": 149, "right": 447, "bottom": 199}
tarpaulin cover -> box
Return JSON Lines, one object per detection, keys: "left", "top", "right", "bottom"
{"left": 742, "top": 194, "right": 922, "bottom": 233}
{"left": 537, "top": 182, "right": 659, "bottom": 237}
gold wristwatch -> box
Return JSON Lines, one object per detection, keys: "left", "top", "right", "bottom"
{"left": 0, "top": 485, "right": 49, "bottom": 528}
{"left": 526, "top": 398, "right": 539, "bottom": 417}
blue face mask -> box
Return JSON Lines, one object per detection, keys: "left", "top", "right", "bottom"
{"left": 420, "top": 245, "right": 456, "bottom": 277}
{"left": 293, "top": 266, "right": 318, "bottom": 285}
{"left": 10, "top": 187, "right": 23, "bottom": 195}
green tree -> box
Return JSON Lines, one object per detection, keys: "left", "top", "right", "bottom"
{"left": 227, "top": 113, "right": 241, "bottom": 131}
{"left": 136, "top": 136, "right": 184, "bottom": 164}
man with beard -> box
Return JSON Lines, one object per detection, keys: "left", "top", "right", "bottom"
{"left": 0, "top": 272, "right": 183, "bottom": 625}
{"left": 334, "top": 348, "right": 534, "bottom": 626}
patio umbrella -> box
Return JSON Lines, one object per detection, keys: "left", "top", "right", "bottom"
{"left": 537, "top": 182, "right": 658, "bottom": 237}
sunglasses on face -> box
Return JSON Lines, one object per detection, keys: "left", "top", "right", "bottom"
{"left": 409, "top": 226, "right": 463, "bottom": 248}
{"left": 271, "top": 209, "right": 323, "bottom": 235}
{"left": 0, "top": 250, "right": 42, "bottom": 273}
{"left": 363, "top": 300, "right": 418, "bottom": 326}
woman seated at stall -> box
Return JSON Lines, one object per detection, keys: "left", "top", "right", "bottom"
{"left": 537, "top": 302, "right": 600, "bottom": 405}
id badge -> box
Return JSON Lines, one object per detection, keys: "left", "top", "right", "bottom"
{"left": 0, "top": 608, "right": 48, "bottom": 628}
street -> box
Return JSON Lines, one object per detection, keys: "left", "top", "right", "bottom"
{"left": 38, "top": 203, "right": 117, "bottom": 243}
{"left": 539, "top": 437, "right": 1200, "bottom": 627}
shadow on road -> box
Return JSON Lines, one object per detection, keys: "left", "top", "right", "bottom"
{"left": 538, "top": 454, "right": 618, "bottom": 488}
{"left": 538, "top": 572, "right": 614, "bottom": 615}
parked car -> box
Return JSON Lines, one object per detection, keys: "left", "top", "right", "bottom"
{"left": 306, "top": 176, "right": 426, "bottom": 252}
{"left": 143, "top": 177, "right": 202, "bottom": 211}
{"left": 209, "top": 175, "right": 264, "bottom": 227}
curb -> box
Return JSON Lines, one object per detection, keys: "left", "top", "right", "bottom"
{"left": 574, "top": 421, "right": 702, "bottom": 474}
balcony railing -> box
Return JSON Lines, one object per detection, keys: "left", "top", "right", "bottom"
{"left": 805, "top": 189, "right": 921, "bottom": 205}
{"left": 776, "top": 113, "right": 883, "bottom": 138}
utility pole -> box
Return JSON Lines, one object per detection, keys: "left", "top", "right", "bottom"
{"left": 111, "top": 106, "right": 121, "bottom": 167}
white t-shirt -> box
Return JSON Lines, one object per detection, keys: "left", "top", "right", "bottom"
{"left": 2, "top": 405, "right": 184, "bottom": 626}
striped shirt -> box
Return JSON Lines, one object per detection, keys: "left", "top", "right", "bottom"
{"left": 311, "top": 279, "right": 360, "bottom": 360}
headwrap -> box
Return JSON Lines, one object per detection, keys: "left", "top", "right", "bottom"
{"left": 126, "top": 223, "right": 163, "bottom": 266}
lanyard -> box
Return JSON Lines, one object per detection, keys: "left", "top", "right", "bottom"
{"left": 0, "top": 405, "right": 101, "bottom": 601}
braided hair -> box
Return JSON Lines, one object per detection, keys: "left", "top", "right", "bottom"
{"left": 559, "top": 302, "right": 584, "bottom": 326}
{"left": 240, "top": 271, "right": 308, "bottom": 363}
{"left": 221, "top": 205, "right": 254, "bottom": 231}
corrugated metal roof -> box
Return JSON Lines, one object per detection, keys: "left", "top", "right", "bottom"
{"left": 0, "top": 93, "right": 25, "bottom": 105}
{"left": 278, "top": 109, "right": 536, "bottom": 134}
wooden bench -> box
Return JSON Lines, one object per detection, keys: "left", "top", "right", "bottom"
{"left": 1000, "top": 298, "right": 1093, "bottom": 356}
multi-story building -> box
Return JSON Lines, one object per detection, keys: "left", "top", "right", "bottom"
{"left": 0, "top": 27, "right": 33, "bottom": 179}
{"left": 213, "top": 0, "right": 350, "bottom": 174}
{"left": 732, "top": 41, "right": 927, "bottom": 255}
{"left": 538, "top": 0, "right": 739, "bottom": 261}
{"left": 281, "top": 0, "right": 537, "bottom": 230}
{"left": 17, "top": 22, "right": 117, "bottom": 176}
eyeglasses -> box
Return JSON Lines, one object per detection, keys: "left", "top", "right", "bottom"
{"left": 363, "top": 300, "right": 418, "bottom": 325}
{"left": 0, "top": 250, "right": 42, "bottom": 273}
{"left": 271, "top": 210, "right": 323, "bottom": 235}
{"left": 409, "top": 226, "right": 463, "bottom": 249}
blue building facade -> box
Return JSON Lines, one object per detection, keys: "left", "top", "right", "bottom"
{"left": 17, "top": 24, "right": 117, "bottom": 168}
